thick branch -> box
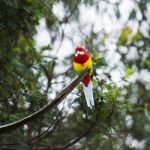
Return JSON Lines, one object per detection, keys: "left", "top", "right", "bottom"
{"left": 0, "top": 69, "right": 89, "bottom": 134}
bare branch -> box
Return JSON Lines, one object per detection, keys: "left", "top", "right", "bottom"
{"left": 0, "top": 68, "right": 90, "bottom": 134}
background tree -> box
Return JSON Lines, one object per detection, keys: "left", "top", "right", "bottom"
{"left": 0, "top": 0, "right": 150, "bottom": 150}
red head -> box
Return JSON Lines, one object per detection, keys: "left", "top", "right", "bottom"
{"left": 75, "top": 47, "right": 86, "bottom": 52}
{"left": 74, "top": 46, "right": 89, "bottom": 63}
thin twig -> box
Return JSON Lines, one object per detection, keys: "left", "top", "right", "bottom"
{"left": 27, "top": 108, "right": 64, "bottom": 144}
{"left": 34, "top": 112, "right": 100, "bottom": 150}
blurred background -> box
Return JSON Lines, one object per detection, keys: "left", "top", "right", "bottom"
{"left": 0, "top": 0, "right": 150, "bottom": 149}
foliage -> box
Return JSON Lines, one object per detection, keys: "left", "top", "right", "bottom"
{"left": 0, "top": 0, "right": 150, "bottom": 150}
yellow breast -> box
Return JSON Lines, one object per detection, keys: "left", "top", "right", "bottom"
{"left": 73, "top": 57, "right": 93, "bottom": 75}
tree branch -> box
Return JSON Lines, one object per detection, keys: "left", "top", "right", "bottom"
{"left": 27, "top": 107, "right": 64, "bottom": 144}
{"left": 62, "top": 117, "right": 98, "bottom": 150}
{"left": 32, "top": 113, "right": 99, "bottom": 150}
{"left": 0, "top": 68, "right": 90, "bottom": 134}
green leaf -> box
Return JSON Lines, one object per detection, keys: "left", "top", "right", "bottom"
{"left": 118, "top": 26, "right": 132, "bottom": 45}
{"left": 125, "top": 65, "right": 135, "bottom": 77}
{"left": 131, "top": 31, "right": 142, "bottom": 42}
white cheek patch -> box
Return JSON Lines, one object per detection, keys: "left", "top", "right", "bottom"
{"left": 80, "top": 51, "right": 84, "bottom": 55}
{"left": 75, "top": 51, "right": 85, "bottom": 56}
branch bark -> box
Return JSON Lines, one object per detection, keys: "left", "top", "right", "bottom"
{"left": 0, "top": 68, "right": 90, "bottom": 134}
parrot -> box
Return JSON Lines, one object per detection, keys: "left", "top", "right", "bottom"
{"left": 73, "top": 46, "right": 94, "bottom": 109}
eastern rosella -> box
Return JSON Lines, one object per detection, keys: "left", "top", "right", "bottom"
{"left": 73, "top": 46, "right": 94, "bottom": 108}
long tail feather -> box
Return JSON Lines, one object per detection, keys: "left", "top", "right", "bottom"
{"left": 83, "top": 80, "right": 94, "bottom": 109}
